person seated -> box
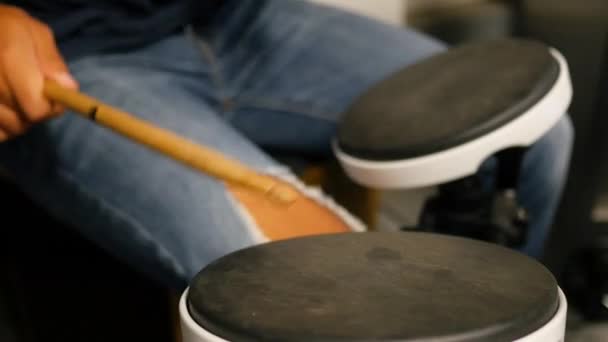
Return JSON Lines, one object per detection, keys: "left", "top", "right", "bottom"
{"left": 0, "top": 0, "right": 573, "bottom": 290}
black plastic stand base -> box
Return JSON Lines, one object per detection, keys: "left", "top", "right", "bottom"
{"left": 414, "top": 148, "right": 529, "bottom": 249}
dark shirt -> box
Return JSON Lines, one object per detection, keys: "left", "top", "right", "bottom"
{"left": 1, "top": 0, "right": 223, "bottom": 59}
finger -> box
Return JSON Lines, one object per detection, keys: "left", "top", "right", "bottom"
{"left": 28, "top": 19, "right": 76, "bottom": 117}
{"left": 0, "top": 129, "right": 8, "bottom": 143}
{"left": 0, "top": 73, "right": 17, "bottom": 110}
{"left": 0, "top": 103, "right": 29, "bottom": 135}
{"left": 50, "top": 102, "right": 66, "bottom": 117}
{"left": 0, "top": 71, "right": 44, "bottom": 127}
{"left": 1, "top": 23, "right": 52, "bottom": 123}
{"left": 29, "top": 19, "right": 78, "bottom": 90}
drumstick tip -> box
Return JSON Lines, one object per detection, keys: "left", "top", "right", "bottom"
{"left": 267, "top": 185, "right": 299, "bottom": 206}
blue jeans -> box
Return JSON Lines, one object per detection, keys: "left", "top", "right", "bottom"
{"left": 0, "top": 0, "right": 573, "bottom": 289}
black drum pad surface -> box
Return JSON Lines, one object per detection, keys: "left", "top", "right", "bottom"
{"left": 337, "top": 39, "right": 559, "bottom": 161}
{"left": 187, "top": 232, "right": 559, "bottom": 341}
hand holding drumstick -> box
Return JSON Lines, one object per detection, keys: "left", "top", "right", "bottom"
{"left": 0, "top": 4, "right": 292, "bottom": 205}
{"left": 0, "top": 6, "right": 351, "bottom": 237}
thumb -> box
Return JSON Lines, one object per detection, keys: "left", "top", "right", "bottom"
{"left": 28, "top": 19, "right": 78, "bottom": 114}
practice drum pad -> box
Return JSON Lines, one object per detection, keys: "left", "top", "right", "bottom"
{"left": 333, "top": 39, "right": 572, "bottom": 188}
{"left": 182, "top": 232, "right": 566, "bottom": 341}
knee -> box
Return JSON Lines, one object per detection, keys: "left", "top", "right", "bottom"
{"left": 544, "top": 114, "right": 574, "bottom": 162}
{"left": 545, "top": 115, "right": 574, "bottom": 185}
{"left": 525, "top": 114, "right": 574, "bottom": 181}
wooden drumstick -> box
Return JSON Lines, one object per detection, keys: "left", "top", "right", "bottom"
{"left": 43, "top": 79, "right": 297, "bottom": 206}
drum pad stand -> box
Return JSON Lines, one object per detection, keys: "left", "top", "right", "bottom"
{"left": 418, "top": 147, "right": 529, "bottom": 249}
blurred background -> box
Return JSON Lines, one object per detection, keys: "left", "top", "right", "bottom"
{"left": 1, "top": 0, "right": 607, "bottom": 341}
